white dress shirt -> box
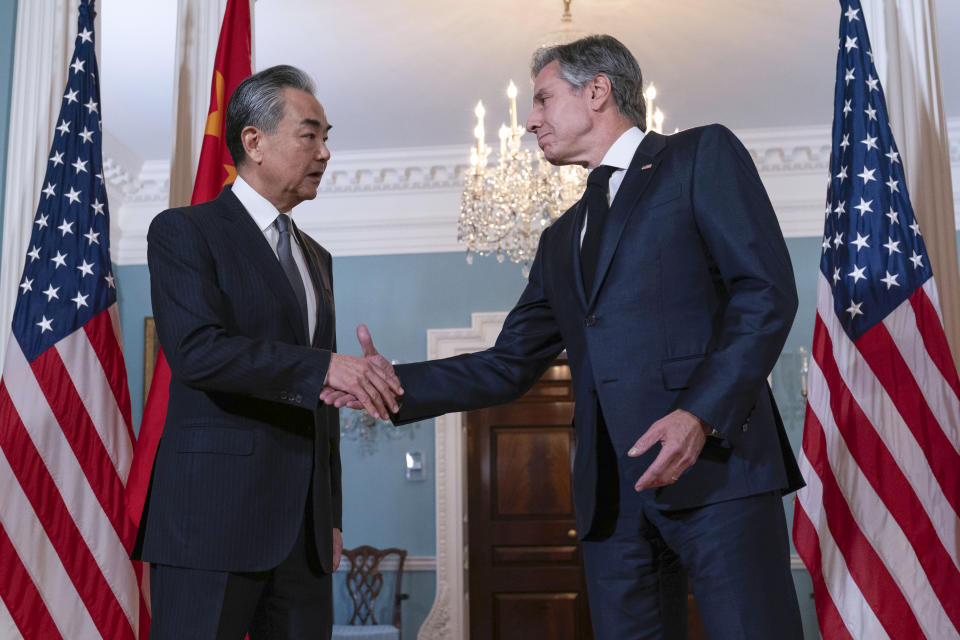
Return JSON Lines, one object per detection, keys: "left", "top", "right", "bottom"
{"left": 581, "top": 126, "right": 646, "bottom": 246}
{"left": 232, "top": 175, "right": 317, "bottom": 341}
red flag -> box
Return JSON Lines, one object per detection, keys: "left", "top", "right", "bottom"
{"left": 190, "top": 0, "right": 252, "bottom": 205}
{"left": 0, "top": 1, "right": 150, "bottom": 636}
{"left": 126, "top": 0, "right": 252, "bottom": 529}
{"left": 792, "top": 2, "right": 960, "bottom": 638}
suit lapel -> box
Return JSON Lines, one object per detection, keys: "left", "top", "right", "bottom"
{"left": 585, "top": 131, "right": 666, "bottom": 309}
{"left": 216, "top": 188, "right": 309, "bottom": 345}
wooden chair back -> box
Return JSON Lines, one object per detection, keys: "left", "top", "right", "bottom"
{"left": 342, "top": 545, "right": 409, "bottom": 629}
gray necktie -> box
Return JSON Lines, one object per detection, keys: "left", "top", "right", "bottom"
{"left": 275, "top": 213, "right": 309, "bottom": 337}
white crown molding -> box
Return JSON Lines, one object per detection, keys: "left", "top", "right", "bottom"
{"left": 107, "top": 159, "right": 170, "bottom": 265}
{"left": 106, "top": 119, "right": 960, "bottom": 265}
{"left": 735, "top": 124, "right": 833, "bottom": 173}
{"left": 318, "top": 145, "right": 470, "bottom": 194}
{"left": 104, "top": 158, "right": 170, "bottom": 204}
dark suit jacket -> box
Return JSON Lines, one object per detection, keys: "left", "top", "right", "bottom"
{"left": 133, "top": 187, "right": 342, "bottom": 573}
{"left": 394, "top": 125, "right": 803, "bottom": 539}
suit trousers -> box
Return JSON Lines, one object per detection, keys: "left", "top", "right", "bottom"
{"left": 582, "top": 490, "right": 803, "bottom": 640}
{"left": 149, "top": 506, "right": 333, "bottom": 640}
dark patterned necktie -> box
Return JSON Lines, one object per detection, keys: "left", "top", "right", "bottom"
{"left": 580, "top": 164, "right": 617, "bottom": 292}
{"left": 275, "top": 213, "right": 309, "bottom": 337}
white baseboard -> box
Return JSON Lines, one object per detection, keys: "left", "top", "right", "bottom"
{"left": 335, "top": 553, "right": 806, "bottom": 573}
{"left": 337, "top": 555, "right": 436, "bottom": 573}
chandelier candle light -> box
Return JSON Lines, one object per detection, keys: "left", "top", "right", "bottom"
{"left": 458, "top": 80, "right": 666, "bottom": 276}
{"left": 644, "top": 84, "right": 664, "bottom": 134}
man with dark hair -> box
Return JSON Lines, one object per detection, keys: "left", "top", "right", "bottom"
{"left": 134, "top": 64, "right": 402, "bottom": 639}
{"left": 336, "top": 35, "right": 805, "bottom": 638}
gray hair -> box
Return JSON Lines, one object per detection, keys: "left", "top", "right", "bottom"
{"left": 531, "top": 35, "right": 645, "bottom": 130}
{"left": 225, "top": 64, "right": 317, "bottom": 166}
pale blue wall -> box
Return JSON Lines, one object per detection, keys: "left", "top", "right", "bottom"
{"left": 0, "top": 0, "right": 18, "bottom": 260}
{"left": 116, "top": 264, "right": 152, "bottom": 420}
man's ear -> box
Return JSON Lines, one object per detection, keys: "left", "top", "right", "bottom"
{"left": 240, "top": 125, "right": 263, "bottom": 164}
{"left": 588, "top": 73, "right": 614, "bottom": 111}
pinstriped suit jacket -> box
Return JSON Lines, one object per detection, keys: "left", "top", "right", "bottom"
{"left": 133, "top": 186, "right": 341, "bottom": 573}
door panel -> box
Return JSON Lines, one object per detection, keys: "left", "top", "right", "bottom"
{"left": 494, "top": 428, "right": 573, "bottom": 516}
{"left": 492, "top": 545, "right": 579, "bottom": 565}
{"left": 493, "top": 593, "right": 582, "bottom": 640}
{"left": 467, "top": 360, "right": 590, "bottom": 640}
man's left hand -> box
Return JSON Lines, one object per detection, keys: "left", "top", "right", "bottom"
{"left": 333, "top": 527, "right": 343, "bottom": 571}
{"left": 628, "top": 409, "right": 709, "bottom": 491}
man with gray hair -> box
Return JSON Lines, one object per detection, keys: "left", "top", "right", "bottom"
{"left": 135, "top": 64, "right": 402, "bottom": 639}
{"left": 343, "top": 35, "right": 806, "bottom": 638}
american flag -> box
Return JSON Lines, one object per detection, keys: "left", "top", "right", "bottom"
{"left": 792, "top": 1, "right": 960, "bottom": 638}
{"left": 0, "top": 1, "right": 149, "bottom": 638}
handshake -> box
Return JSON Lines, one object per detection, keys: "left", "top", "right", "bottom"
{"left": 320, "top": 324, "right": 402, "bottom": 420}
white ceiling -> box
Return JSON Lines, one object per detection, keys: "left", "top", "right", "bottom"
{"left": 99, "top": 0, "right": 960, "bottom": 162}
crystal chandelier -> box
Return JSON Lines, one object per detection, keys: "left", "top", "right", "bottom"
{"left": 458, "top": 81, "right": 667, "bottom": 276}
{"left": 458, "top": 83, "right": 586, "bottom": 276}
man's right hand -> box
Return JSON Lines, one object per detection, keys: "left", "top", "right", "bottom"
{"left": 320, "top": 325, "right": 402, "bottom": 418}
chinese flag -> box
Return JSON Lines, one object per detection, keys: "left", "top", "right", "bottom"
{"left": 126, "top": 0, "right": 252, "bottom": 528}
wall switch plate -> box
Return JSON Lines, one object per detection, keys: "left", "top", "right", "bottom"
{"left": 405, "top": 451, "right": 425, "bottom": 482}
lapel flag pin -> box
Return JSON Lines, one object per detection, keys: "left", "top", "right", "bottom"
{"left": 641, "top": 163, "right": 653, "bottom": 170}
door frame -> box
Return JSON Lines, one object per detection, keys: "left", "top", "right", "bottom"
{"left": 418, "top": 312, "right": 508, "bottom": 640}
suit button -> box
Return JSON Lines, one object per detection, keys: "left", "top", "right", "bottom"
{"left": 280, "top": 391, "right": 288, "bottom": 400}
{"left": 742, "top": 423, "right": 749, "bottom": 432}
{"left": 585, "top": 314, "right": 597, "bottom": 327}
{"left": 295, "top": 394, "right": 303, "bottom": 403}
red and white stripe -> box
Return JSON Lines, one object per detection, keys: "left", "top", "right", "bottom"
{"left": 0, "top": 305, "right": 149, "bottom": 639}
{"left": 793, "top": 272, "right": 960, "bottom": 639}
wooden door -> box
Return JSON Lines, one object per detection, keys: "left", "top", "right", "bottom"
{"left": 466, "top": 359, "right": 591, "bottom": 640}
{"left": 466, "top": 359, "right": 709, "bottom": 640}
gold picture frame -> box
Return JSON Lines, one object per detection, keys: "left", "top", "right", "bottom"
{"left": 143, "top": 317, "right": 159, "bottom": 409}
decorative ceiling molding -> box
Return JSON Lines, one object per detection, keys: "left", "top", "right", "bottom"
{"left": 106, "top": 119, "right": 960, "bottom": 265}
{"left": 103, "top": 158, "right": 170, "bottom": 204}
{"left": 738, "top": 125, "right": 833, "bottom": 173}
{"left": 317, "top": 145, "right": 469, "bottom": 194}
